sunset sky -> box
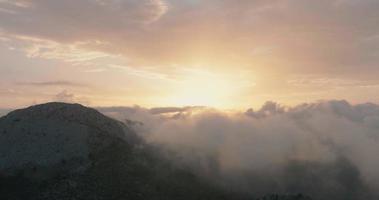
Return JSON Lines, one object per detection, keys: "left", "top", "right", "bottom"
{"left": 1, "top": 0, "right": 379, "bottom": 109}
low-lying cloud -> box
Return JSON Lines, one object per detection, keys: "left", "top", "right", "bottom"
{"left": 100, "top": 100, "right": 379, "bottom": 199}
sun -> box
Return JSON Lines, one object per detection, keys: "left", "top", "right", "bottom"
{"left": 164, "top": 69, "right": 253, "bottom": 108}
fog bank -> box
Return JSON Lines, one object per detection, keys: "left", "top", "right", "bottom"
{"left": 99, "top": 100, "right": 379, "bottom": 199}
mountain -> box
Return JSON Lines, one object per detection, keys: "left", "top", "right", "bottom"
{"left": 0, "top": 102, "right": 139, "bottom": 174}
{"left": 0, "top": 102, "right": 311, "bottom": 200}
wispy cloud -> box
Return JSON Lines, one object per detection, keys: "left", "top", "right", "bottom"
{"left": 84, "top": 68, "right": 107, "bottom": 73}
{"left": 287, "top": 75, "right": 379, "bottom": 89}
{"left": 108, "top": 64, "right": 172, "bottom": 81}
{"left": 0, "top": 34, "right": 115, "bottom": 64}
{"left": 0, "top": 0, "right": 378, "bottom": 74}
{"left": 16, "top": 81, "right": 89, "bottom": 87}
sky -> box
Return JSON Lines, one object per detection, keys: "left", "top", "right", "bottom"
{"left": 1, "top": 0, "right": 379, "bottom": 109}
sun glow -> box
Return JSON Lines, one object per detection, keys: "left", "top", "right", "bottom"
{"left": 165, "top": 69, "right": 254, "bottom": 108}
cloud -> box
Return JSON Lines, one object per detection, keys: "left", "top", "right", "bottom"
{"left": 0, "top": 0, "right": 169, "bottom": 65}
{"left": 16, "top": 80, "right": 88, "bottom": 87}
{"left": 99, "top": 100, "right": 379, "bottom": 199}
{"left": 0, "top": 34, "right": 117, "bottom": 64}
{"left": 53, "top": 90, "right": 75, "bottom": 103}
{"left": 0, "top": 0, "right": 168, "bottom": 37}
{"left": 107, "top": 64, "right": 171, "bottom": 80}
{"left": 149, "top": 106, "right": 205, "bottom": 115}
{"left": 245, "top": 101, "right": 286, "bottom": 118}
{"left": 1, "top": 0, "right": 379, "bottom": 78}
{"left": 52, "top": 90, "right": 91, "bottom": 105}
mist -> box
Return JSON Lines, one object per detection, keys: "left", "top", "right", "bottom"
{"left": 99, "top": 100, "right": 379, "bottom": 199}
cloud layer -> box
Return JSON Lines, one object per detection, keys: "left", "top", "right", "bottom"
{"left": 1, "top": 0, "right": 379, "bottom": 108}
{"left": 100, "top": 100, "right": 379, "bottom": 199}
{"left": 1, "top": 0, "right": 379, "bottom": 73}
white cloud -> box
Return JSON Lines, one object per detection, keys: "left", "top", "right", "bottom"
{"left": 0, "top": 34, "right": 115, "bottom": 64}
{"left": 53, "top": 90, "right": 75, "bottom": 103}
{"left": 99, "top": 100, "right": 379, "bottom": 198}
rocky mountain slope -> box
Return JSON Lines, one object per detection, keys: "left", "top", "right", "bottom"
{"left": 0, "top": 102, "right": 311, "bottom": 200}
{"left": 0, "top": 102, "right": 139, "bottom": 173}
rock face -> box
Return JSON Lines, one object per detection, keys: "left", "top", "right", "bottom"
{"left": 0, "top": 102, "right": 311, "bottom": 200}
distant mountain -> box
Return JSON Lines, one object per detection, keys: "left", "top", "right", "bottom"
{"left": 0, "top": 102, "right": 311, "bottom": 200}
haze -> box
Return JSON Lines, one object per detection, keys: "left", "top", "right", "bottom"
{"left": 1, "top": 0, "right": 379, "bottom": 110}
